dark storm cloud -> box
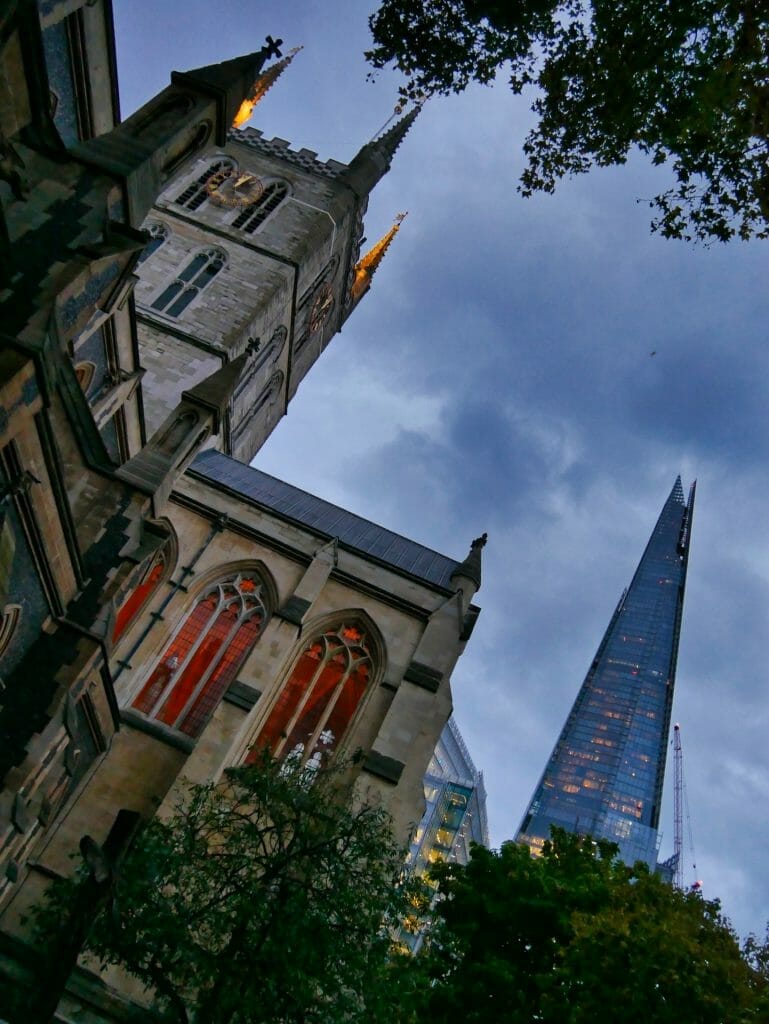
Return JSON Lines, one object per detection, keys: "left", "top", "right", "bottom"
{"left": 118, "top": 0, "right": 769, "bottom": 938}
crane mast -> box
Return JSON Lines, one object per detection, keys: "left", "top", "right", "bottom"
{"left": 673, "top": 723, "right": 683, "bottom": 890}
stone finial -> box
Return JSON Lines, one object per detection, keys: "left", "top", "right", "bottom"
{"left": 450, "top": 532, "right": 488, "bottom": 592}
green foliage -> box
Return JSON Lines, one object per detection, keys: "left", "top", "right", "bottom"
{"left": 32, "top": 753, "right": 414, "bottom": 1024}
{"left": 406, "top": 829, "right": 768, "bottom": 1023}
{"left": 367, "top": 0, "right": 769, "bottom": 242}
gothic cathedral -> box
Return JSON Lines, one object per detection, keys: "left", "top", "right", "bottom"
{"left": 0, "top": 4, "right": 483, "bottom": 1017}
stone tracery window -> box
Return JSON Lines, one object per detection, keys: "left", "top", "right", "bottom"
{"left": 113, "top": 550, "right": 166, "bottom": 642}
{"left": 151, "top": 246, "right": 227, "bottom": 318}
{"left": 232, "top": 180, "right": 288, "bottom": 234}
{"left": 175, "top": 159, "right": 235, "bottom": 210}
{"left": 249, "top": 623, "right": 372, "bottom": 769}
{"left": 132, "top": 573, "right": 268, "bottom": 737}
{"left": 137, "top": 222, "right": 169, "bottom": 264}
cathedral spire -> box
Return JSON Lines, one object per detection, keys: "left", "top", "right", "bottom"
{"left": 340, "top": 103, "right": 421, "bottom": 197}
{"left": 171, "top": 35, "right": 285, "bottom": 143}
{"left": 350, "top": 212, "right": 407, "bottom": 305}
{"left": 233, "top": 46, "right": 303, "bottom": 128}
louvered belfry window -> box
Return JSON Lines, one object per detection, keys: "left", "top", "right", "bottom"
{"left": 175, "top": 160, "right": 235, "bottom": 210}
{"left": 233, "top": 181, "right": 288, "bottom": 234}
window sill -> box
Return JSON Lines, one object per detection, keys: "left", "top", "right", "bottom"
{"left": 120, "top": 708, "right": 195, "bottom": 754}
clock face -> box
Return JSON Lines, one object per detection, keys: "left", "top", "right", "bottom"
{"left": 309, "top": 284, "right": 334, "bottom": 332}
{"left": 206, "top": 170, "right": 265, "bottom": 208}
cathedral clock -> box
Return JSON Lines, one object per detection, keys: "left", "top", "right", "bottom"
{"left": 206, "top": 170, "right": 265, "bottom": 208}
{"left": 308, "top": 284, "right": 334, "bottom": 332}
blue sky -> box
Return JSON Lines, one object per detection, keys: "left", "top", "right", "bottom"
{"left": 116, "top": 0, "right": 769, "bottom": 939}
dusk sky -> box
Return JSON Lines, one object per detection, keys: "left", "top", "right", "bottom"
{"left": 116, "top": 1, "right": 769, "bottom": 939}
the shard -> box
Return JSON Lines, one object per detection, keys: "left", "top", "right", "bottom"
{"left": 517, "top": 478, "right": 696, "bottom": 869}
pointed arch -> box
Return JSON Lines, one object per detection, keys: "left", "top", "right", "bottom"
{"left": 137, "top": 222, "right": 170, "bottom": 264}
{"left": 112, "top": 519, "right": 178, "bottom": 643}
{"left": 232, "top": 180, "right": 289, "bottom": 234}
{"left": 174, "top": 157, "right": 236, "bottom": 210}
{"left": 131, "top": 570, "right": 272, "bottom": 738}
{"left": 247, "top": 610, "right": 386, "bottom": 770}
{"left": 151, "top": 246, "right": 227, "bottom": 318}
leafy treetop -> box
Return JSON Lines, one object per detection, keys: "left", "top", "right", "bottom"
{"left": 405, "top": 829, "right": 769, "bottom": 1023}
{"left": 367, "top": 0, "right": 769, "bottom": 242}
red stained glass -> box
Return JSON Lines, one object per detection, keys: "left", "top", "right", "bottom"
{"left": 282, "top": 657, "right": 345, "bottom": 756}
{"left": 247, "top": 626, "right": 372, "bottom": 766}
{"left": 133, "top": 597, "right": 216, "bottom": 714}
{"left": 180, "top": 613, "right": 262, "bottom": 736}
{"left": 113, "top": 556, "right": 165, "bottom": 641}
{"left": 132, "top": 577, "right": 266, "bottom": 737}
{"left": 320, "top": 664, "right": 368, "bottom": 754}
{"left": 157, "top": 605, "right": 237, "bottom": 726}
{"left": 252, "top": 646, "right": 321, "bottom": 757}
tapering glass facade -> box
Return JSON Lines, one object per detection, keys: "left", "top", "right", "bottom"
{"left": 517, "top": 478, "right": 695, "bottom": 869}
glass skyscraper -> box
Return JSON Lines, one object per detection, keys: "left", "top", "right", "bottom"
{"left": 517, "top": 478, "right": 695, "bottom": 869}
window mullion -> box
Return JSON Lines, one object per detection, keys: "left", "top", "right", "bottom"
{"left": 273, "top": 647, "right": 329, "bottom": 759}
{"left": 145, "top": 588, "right": 223, "bottom": 718}
{"left": 171, "top": 599, "right": 248, "bottom": 728}
{"left": 304, "top": 658, "right": 351, "bottom": 758}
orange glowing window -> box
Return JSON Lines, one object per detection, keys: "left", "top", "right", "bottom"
{"left": 247, "top": 624, "right": 372, "bottom": 769}
{"left": 113, "top": 554, "right": 165, "bottom": 642}
{"left": 132, "top": 574, "right": 267, "bottom": 737}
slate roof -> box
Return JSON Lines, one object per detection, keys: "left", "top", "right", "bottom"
{"left": 190, "top": 450, "right": 460, "bottom": 590}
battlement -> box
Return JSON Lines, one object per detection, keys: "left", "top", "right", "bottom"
{"left": 229, "top": 127, "right": 348, "bottom": 178}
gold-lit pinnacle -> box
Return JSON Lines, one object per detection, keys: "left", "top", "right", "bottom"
{"left": 232, "top": 46, "right": 303, "bottom": 128}
{"left": 351, "top": 213, "right": 408, "bottom": 302}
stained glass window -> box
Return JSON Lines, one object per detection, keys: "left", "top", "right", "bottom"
{"left": 248, "top": 624, "right": 371, "bottom": 769}
{"left": 113, "top": 552, "right": 165, "bottom": 642}
{"left": 132, "top": 574, "right": 268, "bottom": 737}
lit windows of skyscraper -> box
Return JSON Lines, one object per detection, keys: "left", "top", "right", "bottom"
{"left": 517, "top": 478, "right": 695, "bottom": 870}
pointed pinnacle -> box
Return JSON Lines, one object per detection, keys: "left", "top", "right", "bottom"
{"left": 451, "top": 533, "right": 487, "bottom": 592}
{"left": 351, "top": 212, "right": 408, "bottom": 303}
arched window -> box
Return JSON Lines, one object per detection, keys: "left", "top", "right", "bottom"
{"left": 233, "top": 370, "right": 284, "bottom": 443}
{"left": 151, "top": 247, "right": 226, "bottom": 318}
{"left": 175, "top": 159, "right": 235, "bottom": 210}
{"left": 74, "top": 361, "right": 96, "bottom": 395}
{"left": 113, "top": 551, "right": 166, "bottom": 642}
{"left": 233, "top": 181, "right": 288, "bottom": 234}
{"left": 249, "top": 624, "right": 372, "bottom": 769}
{"left": 137, "top": 222, "right": 169, "bottom": 264}
{"left": 0, "top": 604, "right": 21, "bottom": 660}
{"left": 132, "top": 573, "right": 268, "bottom": 737}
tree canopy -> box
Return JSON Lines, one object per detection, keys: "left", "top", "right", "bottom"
{"left": 367, "top": 0, "right": 769, "bottom": 242}
{"left": 406, "top": 830, "right": 769, "bottom": 1023}
{"left": 31, "top": 754, "right": 414, "bottom": 1024}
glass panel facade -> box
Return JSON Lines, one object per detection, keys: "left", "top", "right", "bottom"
{"left": 516, "top": 478, "right": 696, "bottom": 869}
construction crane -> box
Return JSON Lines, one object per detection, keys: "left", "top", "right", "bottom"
{"left": 672, "top": 723, "right": 700, "bottom": 891}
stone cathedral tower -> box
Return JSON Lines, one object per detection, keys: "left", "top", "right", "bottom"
{"left": 135, "top": 83, "right": 418, "bottom": 462}
{"left": 0, "top": 9, "right": 483, "bottom": 1018}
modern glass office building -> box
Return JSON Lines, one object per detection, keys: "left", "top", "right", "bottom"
{"left": 517, "top": 478, "right": 695, "bottom": 869}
